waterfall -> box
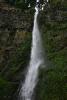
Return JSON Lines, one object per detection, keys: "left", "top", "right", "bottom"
{"left": 19, "top": 0, "right": 44, "bottom": 100}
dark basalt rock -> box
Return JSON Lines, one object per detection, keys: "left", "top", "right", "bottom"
{"left": 0, "top": 2, "right": 34, "bottom": 100}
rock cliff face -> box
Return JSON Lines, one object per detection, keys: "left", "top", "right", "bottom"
{"left": 0, "top": 2, "right": 34, "bottom": 100}
{"left": 35, "top": 0, "right": 67, "bottom": 100}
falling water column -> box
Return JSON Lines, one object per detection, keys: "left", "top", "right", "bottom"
{"left": 19, "top": 0, "right": 44, "bottom": 100}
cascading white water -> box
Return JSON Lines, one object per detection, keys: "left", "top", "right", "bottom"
{"left": 19, "top": 0, "right": 44, "bottom": 100}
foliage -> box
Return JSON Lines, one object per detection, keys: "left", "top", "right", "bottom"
{"left": 35, "top": 1, "right": 67, "bottom": 100}
{"left": 5, "top": 0, "right": 36, "bottom": 9}
{"left": 0, "top": 30, "right": 32, "bottom": 99}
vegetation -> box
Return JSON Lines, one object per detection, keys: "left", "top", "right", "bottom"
{"left": 5, "top": 0, "right": 36, "bottom": 9}
{"left": 35, "top": 0, "right": 67, "bottom": 100}
{"left": 0, "top": 30, "right": 32, "bottom": 99}
{"left": 0, "top": 3, "right": 33, "bottom": 99}
{"left": 0, "top": 0, "right": 67, "bottom": 100}
{"left": 5, "top": 0, "right": 45, "bottom": 9}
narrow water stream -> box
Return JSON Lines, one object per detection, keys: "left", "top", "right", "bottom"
{"left": 19, "top": 0, "right": 44, "bottom": 100}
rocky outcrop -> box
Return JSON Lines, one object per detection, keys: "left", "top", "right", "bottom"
{"left": 0, "top": 2, "right": 34, "bottom": 100}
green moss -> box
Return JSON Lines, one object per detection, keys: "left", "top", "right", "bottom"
{"left": 35, "top": 67, "right": 67, "bottom": 100}
{"left": 49, "top": 0, "right": 61, "bottom": 5}
{"left": 0, "top": 77, "right": 18, "bottom": 100}
{"left": 0, "top": 31, "right": 32, "bottom": 99}
{"left": 35, "top": 1, "right": 67, "bottom": 100}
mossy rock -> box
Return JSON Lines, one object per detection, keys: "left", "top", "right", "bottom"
{"left": 35, "top": 1, "right": 67, "bottom": 100}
